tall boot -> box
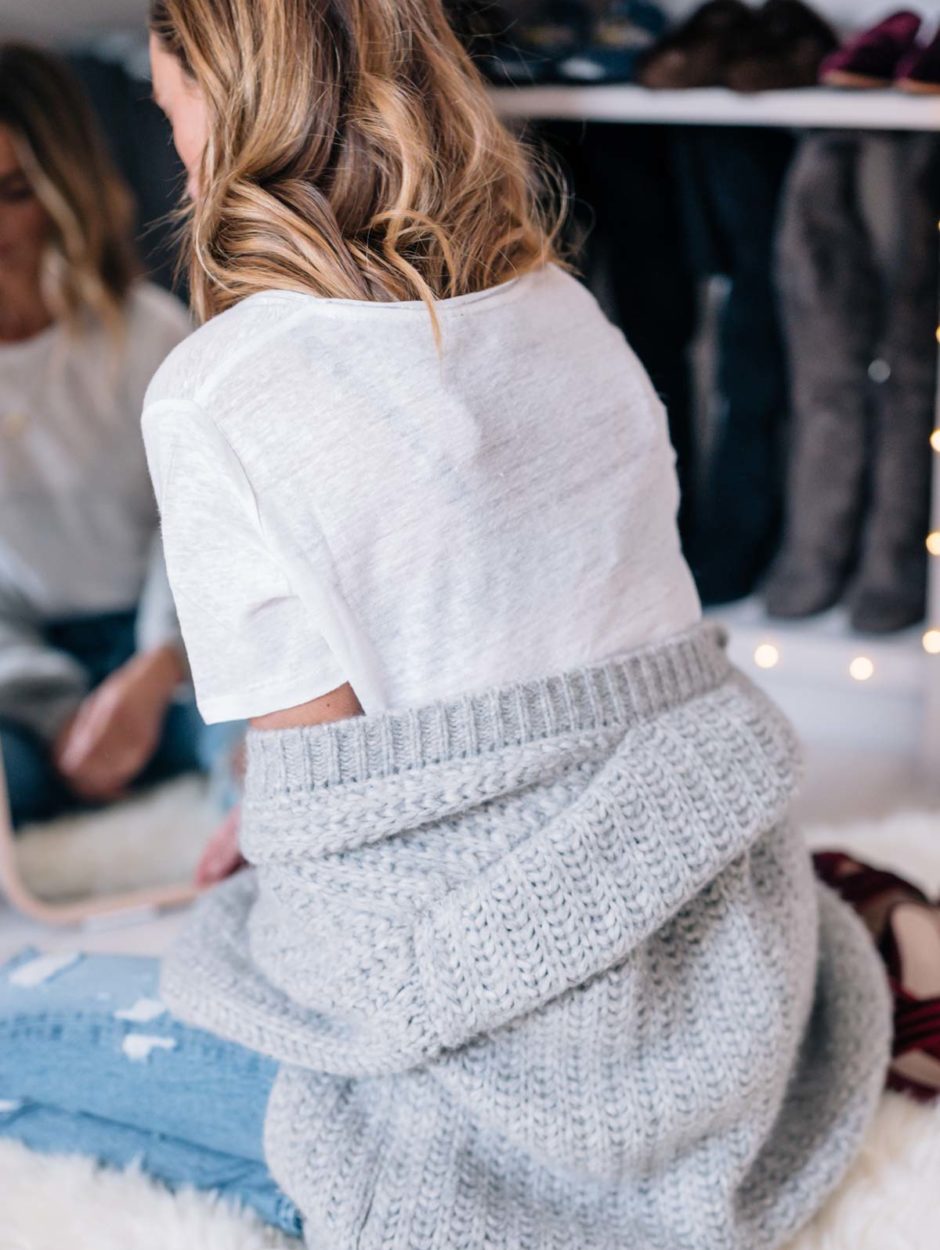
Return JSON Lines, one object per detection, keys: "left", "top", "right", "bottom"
{"left": 849, "top": 134, "right": 940, "bottom": 634}
{"left": 764, "top": 132, "right": 881, "bottom": 618}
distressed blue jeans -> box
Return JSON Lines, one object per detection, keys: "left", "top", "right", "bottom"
{"left": 0, "top": 947, "right": 302, "bottom": 1237}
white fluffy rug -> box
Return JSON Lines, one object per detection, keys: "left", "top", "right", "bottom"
{"left": 14, "top": 776, "right": 217, "bottom": 900}
{"left": 2, "top": 805, "right": 940, "bottom": 1249}
{"left": 3, "top": 1092, "right": 939, "bottom": 1250}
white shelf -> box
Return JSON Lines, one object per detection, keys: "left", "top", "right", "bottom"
{"left": 705, "top": 598, "right": 937, "bottom": 765}
{"left": 709, "top": 597, "right": 927, "bottom": 690}
{"left": 490, "top": 84, "right": 940, "bottom": 131}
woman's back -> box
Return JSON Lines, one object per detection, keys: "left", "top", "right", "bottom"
{"left": 143, "top": 264, "right": 701, "bottom": 723}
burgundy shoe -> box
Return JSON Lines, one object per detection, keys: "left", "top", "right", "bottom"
{"left": 897, "top": 24, "right": 940, "bottom": 93}
{"left": 819, "top": 10, "right": 922, "bottom": 88}
{"left": 880, "top": 901, "right": 940, "bottom": 1102}
{"left": 813, "top": 850, "right": 930, "bottom": 943}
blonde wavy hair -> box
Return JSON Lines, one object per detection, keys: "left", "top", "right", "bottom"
{"left": 0, "top": 43, "right": 139, "bottom": 340}
{"left": 149, "top": 0, "right": 564, "bottom": 331}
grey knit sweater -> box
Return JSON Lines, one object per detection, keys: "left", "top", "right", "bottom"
{"left": 161, "top": 622, "right": 890, "bottom": 1250}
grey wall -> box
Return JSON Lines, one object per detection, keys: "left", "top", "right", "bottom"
{"left": 0, "top": 0, "right": 147, "bottom": 43}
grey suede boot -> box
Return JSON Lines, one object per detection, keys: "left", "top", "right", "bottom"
{"left": 764, "top": 133, "right": 880, "bottom": 619}
{"left": 848, "top": 134, "right": 940, "bottom": 635}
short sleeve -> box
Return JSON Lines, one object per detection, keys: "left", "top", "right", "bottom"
{"left": 141, "top": 400, "right": 347, "bottom": 723}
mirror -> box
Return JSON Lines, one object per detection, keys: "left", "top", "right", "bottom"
{"left": 0, "top": 28, "right": 241, "bottom": 924}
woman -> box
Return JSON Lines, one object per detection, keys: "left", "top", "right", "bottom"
{"left": 0, "top": 5, "right": 889, "bottom": 1248}
{"left": 0, "top": 43, "right": 237, "bottom": 832}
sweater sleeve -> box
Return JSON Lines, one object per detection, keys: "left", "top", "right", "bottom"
{"left": 413, "top": 685, "right": 799, "bottom": 1054}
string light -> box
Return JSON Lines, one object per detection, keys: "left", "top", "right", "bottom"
{"left": 924, "top": 630, "right": 940, "bottom": 655}
{"left": 849, "top": 657, "right": 874, "bottom": 682}
{"left": 928, "top": 532, "right": 940, "bottom": 555}
{"left": 931, "top": 429, "right": 940, "bottom": 453}
{"left": 753, "top": 643, "right": 779, "bottom": 670}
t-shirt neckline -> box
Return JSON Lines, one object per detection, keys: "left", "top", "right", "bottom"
{"left": 245, "top": 264, "right": 549, "bottom": 315}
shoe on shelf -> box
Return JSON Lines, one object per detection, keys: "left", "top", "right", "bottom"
{"left": 896, "top": 25, "right": 940, "bottom": 92}
{"left": 635, "top": 0, "right": 755, "bottom": 90}
{"left": 724, "top": 0, "right": 838, "bottom": 92}
{"left": 512, "top": 0, "right": 593, "bottom": 84}
{"left": 819, "top": 10, "right": 922, "bottom": 89}
{"left": 448, "top": 0, "right": 584, "bottom": 85}
{"left": 555, "top": 0, "right": 667, "bottom": 84}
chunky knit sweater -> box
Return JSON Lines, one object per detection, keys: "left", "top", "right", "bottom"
{"left": 161, "top": 622, "right": 890, "bottom": 1250}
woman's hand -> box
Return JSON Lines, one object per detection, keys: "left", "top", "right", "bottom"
{"left": 194, "top": 805, "right": 246, "bottom": 888}
{"left": 53, "top": 644, "right": 185, "bottom": 800}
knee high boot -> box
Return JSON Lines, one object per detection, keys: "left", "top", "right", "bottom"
{"left": 849, "top": 135, "right": 940, "bottom": 634}
{"left": 764, "top": 133, "right": 881, "bottom": 618}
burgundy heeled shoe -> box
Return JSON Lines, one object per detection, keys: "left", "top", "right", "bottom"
{"left": 812, "top": 850, "right": 930, "bottom": 942}
{"left": 819, "top": 10, "right": 922, "bottom": 88}
{"left": 881, "top": 901, "right": 940, "bottom": 1102}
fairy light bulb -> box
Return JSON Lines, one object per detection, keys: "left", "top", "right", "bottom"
{"left": 753, "top": 643, "right": 779, "bottom": 670}
{"left": 931, "top": 430, "right": 940, "bottom": 453}
{"left": 924, "top": 630, "right": 940, "bottom": 655}
{"left": 849, "top": 657, "right": 874, "bottom": 682}
{"left": 928, "top": 532, "right": 940, "bottom": 555}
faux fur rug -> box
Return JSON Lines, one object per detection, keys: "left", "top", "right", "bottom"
{"left": 2, "top": 805, "right": 940, "bottom": 1248}
{"left": 14, "top": 776, "right": 217, "bottom": 900}
{"left": 3, "top": 1092, "right": 939, "bottom": 1250}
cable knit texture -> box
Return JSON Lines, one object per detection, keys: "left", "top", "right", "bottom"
{"left": 161, "top": 622, "right": 890, "bottom": 1249}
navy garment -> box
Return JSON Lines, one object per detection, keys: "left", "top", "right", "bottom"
{"left": 674, "top": 126, "right": 795, "bottom": 604}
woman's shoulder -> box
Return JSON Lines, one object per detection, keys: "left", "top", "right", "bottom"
{"left": 142, "top": 291, "right": 304, "bottom": 415}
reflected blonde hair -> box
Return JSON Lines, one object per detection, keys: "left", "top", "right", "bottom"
{"left": 0, "top": 43, "right": 139, "bottom": 339}
{"left": 149, "top": 0, "right": 564, "bottom": 332}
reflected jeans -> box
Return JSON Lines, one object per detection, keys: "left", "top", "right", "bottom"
{"left": 0, "top": 947, "right": 302, "bottom": 1237}
{"left": 0, "top": 609, "right": 243, "bottom": 829}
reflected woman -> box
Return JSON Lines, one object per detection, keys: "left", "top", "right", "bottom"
{"left": 0, "top": 43, "right": 237, "bottom": 831}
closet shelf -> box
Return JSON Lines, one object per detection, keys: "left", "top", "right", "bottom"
{"left": 705, "top": 597, "right": 935, "bottom": 759}
{"left": 490, "top": 85, "right": 940, "bottom": 131}
{"left": 709, "top": 597, "right": 928, "bottom": 692}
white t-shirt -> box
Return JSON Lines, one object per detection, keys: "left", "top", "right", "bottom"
{"left": 142, "top": 264, "right": 701, "bottom": 724}
{"left": 0, "top": 281, "right": 190, "bottom": 632}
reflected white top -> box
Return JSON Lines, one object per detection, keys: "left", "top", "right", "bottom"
{"left": 142, "top": 264, "right": 701, "bottom": 723}
{"left": 0, "top": 282, "right": 190, "bottom": 634}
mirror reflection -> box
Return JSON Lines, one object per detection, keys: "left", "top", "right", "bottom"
{"left": 0, "top": 40, "right": 243, "bottom": 918}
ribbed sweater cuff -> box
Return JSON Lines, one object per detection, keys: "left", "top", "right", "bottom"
{"left": 245, "top": 621, "right": 730, "bottom": 799}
